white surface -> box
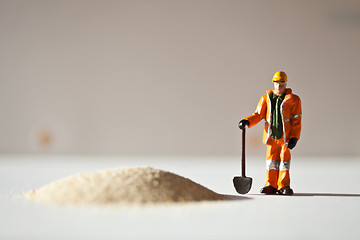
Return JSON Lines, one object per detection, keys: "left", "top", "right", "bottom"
{"left": 1, "top": 155, "right": 360, "bottom": 239}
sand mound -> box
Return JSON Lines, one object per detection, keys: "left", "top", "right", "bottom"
{"left": 25, "top": 167, "right": 226, "bottom": 205}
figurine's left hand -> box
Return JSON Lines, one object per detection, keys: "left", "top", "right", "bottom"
{"left": 285, "top": 138, "right": 298, "bottom": 150}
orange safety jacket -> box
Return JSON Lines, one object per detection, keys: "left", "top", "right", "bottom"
{"left": 244, "top": 88, "right": 302, "bottom": 145}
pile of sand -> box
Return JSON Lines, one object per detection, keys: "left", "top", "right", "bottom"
{"left": 25, "top": 167, "right": 227, "bottom": 206}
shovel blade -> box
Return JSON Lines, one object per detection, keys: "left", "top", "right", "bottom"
{"left": 233, "top": 176, "right": 253, "bottom": 194}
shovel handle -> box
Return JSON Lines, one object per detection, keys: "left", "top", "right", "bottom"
{"left": 242, "top": 127, "right": 246, "bottom": 177}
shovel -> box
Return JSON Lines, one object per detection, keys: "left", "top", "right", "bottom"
{"left": 233, "top": 127, "right": 252, "bottom": 194}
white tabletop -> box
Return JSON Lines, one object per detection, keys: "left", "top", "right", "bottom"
{"left": 1, "top": 154, "right": 359, "bottom": 240}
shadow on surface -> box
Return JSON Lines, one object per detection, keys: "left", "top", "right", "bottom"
{"left": 220, "top": 194, "right": 252, "bottom": 201}
{"left": 294, "top": 193, "right": 360, "bottom": 197}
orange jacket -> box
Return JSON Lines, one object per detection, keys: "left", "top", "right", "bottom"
{"left": 244, "top": 88, "right": 302, "bottom": 145}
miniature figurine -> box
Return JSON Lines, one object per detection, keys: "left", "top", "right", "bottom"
{"left": 238, "top": 71, "right": 302, "bottom": 195}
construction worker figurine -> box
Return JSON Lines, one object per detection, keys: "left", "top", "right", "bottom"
{"left": 238, "top": 71, "right": 302, "bottom": 195}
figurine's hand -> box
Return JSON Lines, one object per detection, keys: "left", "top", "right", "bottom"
{"left": 285, "top": 138, "right": 298, "bottom": 150}
{"left": 238, "top": 119, "right": 250, "bottom": 130}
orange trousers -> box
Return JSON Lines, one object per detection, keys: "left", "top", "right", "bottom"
{"left": 265, "top": 138, "right": 291, "bottom": 190}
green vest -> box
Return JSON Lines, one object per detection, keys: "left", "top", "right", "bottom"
{"left": 270, "top": 92, "right": 285, "bottom": 139}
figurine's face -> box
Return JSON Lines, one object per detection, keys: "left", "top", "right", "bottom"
{"left": 273, "top": 81, "right": 287, "bottom": 95}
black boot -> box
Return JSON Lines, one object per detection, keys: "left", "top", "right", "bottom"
{"left": 260, "top": 185, "right": 278, "bottom": 195}
{"left": 278, "top": 186, "right": 294, "bottom": 195}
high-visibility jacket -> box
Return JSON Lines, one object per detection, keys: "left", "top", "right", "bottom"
{"left": 244, "top": 88, "right": 302, "bottom": 145}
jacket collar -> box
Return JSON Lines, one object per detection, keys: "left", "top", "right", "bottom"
{"left": 267, "top": 88, "right": 292, "bottom": 96}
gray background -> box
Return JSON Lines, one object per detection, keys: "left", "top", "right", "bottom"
{"left": 1, "top": 0, "right": 360, "bottom": 156}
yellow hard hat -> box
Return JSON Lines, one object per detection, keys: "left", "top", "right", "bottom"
{"left": 272, "top": 71, "right": 287, "bottom": 82}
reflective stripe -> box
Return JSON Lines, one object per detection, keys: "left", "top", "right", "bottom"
{"left": 266, "top": 160, "right": 280, "bottom": 170}
{"left": 280, "top": 96, "right": 291, "bottom": 143}
{"left": 279, "top": 161, "right": 291, "bottom": 171}
{"left": 284, "top": 115, "right": 301, "bottom": 123}
{"left": 267, "top": 160, "right": 291, "bottom": 171}
{"left": 265, "top": 92, "right": 272, "bottom": 144}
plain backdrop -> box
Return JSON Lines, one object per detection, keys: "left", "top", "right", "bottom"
{"left": 0, "top": 0, "right": 360, "bottom": 156}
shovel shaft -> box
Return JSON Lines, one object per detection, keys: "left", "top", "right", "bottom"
{"left": 242, "top": 127, "right": 246, "bottom": 177}
{"left": 233, "top": 125, "right": 252, "bottom": 194}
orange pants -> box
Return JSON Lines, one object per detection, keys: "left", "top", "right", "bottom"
{"left": 265, "top": 138, "right": 291, "bottom": 190}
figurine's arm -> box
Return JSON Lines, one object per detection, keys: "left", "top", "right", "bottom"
{"left": 289, "top": 95, "right": 302, "bottom": 140}
{"left": 243, "top": 95, "right": 267, "bottom": 128}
